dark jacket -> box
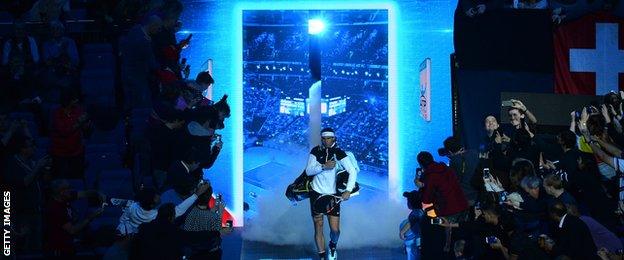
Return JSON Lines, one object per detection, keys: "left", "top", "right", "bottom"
{"left": 421, "top": 162, "right": 469, "bottom": 216}
{"left": 171, "top": 126, "right": 221, "bottom": 170}
{"left": 552, "top": 214, "right": 599, "bottom": 260}
{"left": 448, "top": 149, "right": 479, "bottom": 202}
{"left": 134, "top": 218, "right": 184, "bottom": 260}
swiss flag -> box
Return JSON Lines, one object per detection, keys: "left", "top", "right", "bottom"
{"left": 554, "top": 12, "right": 624, "bottom": 95}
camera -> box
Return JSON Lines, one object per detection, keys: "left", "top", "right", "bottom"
{"left": 437, "top": 148, "right": 450, "bottom": 157}
{"left": 226, "top": 220, "right": 233, "bottom": 228}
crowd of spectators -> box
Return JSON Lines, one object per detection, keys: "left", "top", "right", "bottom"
{"left": 243, "top": 74, "right": 389, "bottom": 167}
{"left": 245, "top": 24, "right": 388, "bottom": 65}
{"left": 402, "top": 96, "right": 624, "bottom": 259}
{"left": 1, "top": 0, "right": 233, "bottom": 259}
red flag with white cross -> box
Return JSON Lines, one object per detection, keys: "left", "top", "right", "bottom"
{"left": 554, "top": 12, "right": 624, "bottom": 95}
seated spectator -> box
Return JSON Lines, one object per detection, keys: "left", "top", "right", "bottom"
{"left": 2, "top": 21, "right": 39, "bottom": 107}
{"left": 28, "top": 0, "right": 70, "bottom": 22}
{"left": 116, "top": 184, "right": 209, "bottom": 236}
{"left": 49, "top": 89, "right": 91, "bottom": 179}
{"left": 44, "top": 180, "right": 106, "bottom": 258}
{"left": 540, "top": 201, "right": 598, "bottom": 260}
{"left": 133, "top": 203, "right": 184, "bottom": 260}
{"left": 41, "top": 20, "right": 79, "bottom": 94}
{"left": 182, "top": 185, "right": 231, "bottom": 259}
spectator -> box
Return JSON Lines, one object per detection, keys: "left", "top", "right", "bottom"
{"left": 40, "top": 20, "right": 79, "bottom": 93}
{"left": 152, "top": 0, "right": 184, "bottom": 76}
{"left": 49, "top": 89, "right": 90, "bottom": 179}
{"left": 482, "top": 205, "right": 550, "bottom": 260}
{"left": 28, "top": 0, "right": 70, "bottom": 22}
{"left": 182, "top": 185, "right": 231, "bottom": 259}
{"left": 116, "top": 184, "right": 209, "bottom": 236}
{"left": 441, "top": 136, "right": 479, "bottom": 204}
{"left": 542, "top": 174, "right": 578, "bottom": 211}
{"left": 165, "top": 149, "right": 200, "bottom": 191}
{"left": 517, "top": 175, "right": 548, "bottom": 236}
{"left": 2, "top": 21, "right": 39, "bottom": 107}
{"left": 133, "top": 203, "right": 184, "bottom": 260}
{"left": 3, "top": 135, "right": 51, "bottom": 252}
{"left": 507, "top": 99, "right": 538, "bottom": 130}
{"left": 148, "top": 91, "right": 186, "bottom": 191}
{"left": 541, "top": 201, "right": 598, "bottom": 260}
{"left": 119, "top": 14, "right": 162, "bottom": 110}
{"left": 416, "top": 151, "right": 469, "bottom": 258}
{"left": 0, "top": 110, "right": 30, "bottom": 181}
{"left": 417, "top": 151, "right": 469, "bottom": 219}
{"left": 170, "top": 103, "right": 228, "bottom": 178}
{"left": 44, "top": 180, "right": 105, "bottom": 258}
{"left": 484, "top": 115, "right": 508, "bottom": 152}
{"left": 399, "top": 190, "right": 425, "bottom": 260}
{"left": 160, "top": 179, "right": 196, "bottom": 207}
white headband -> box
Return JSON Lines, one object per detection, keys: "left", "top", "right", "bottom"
{"left": 321, "top": 131, "right": 335, "bottom": 138}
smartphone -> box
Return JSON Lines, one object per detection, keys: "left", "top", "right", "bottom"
{"left": 499, "top": 191, "right": 508, "bottom": 204}
{"left": 483, "top": 168, "right": 491, "bottom": 178}
{"left": 501, "top": 100, "right": 513, "bottom": 107}
{"left": 431, "top": 218, "right": 443, "bottom": 225}
{"left": 485, "top": 236, "right": 498, "bottom": 244}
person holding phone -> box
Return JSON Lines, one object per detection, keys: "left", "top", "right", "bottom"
{"left": 305, "top": 127, "right": 358, "bottom": 260}
{"left": 417, "top": 151, "right": 469, "bottom": 259}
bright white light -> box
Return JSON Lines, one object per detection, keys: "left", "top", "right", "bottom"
{"left": 308, "top": 19, "right": 325, "bottom": 35}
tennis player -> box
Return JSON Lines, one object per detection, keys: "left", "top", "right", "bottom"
{"left": 305, "top": 127, "right": 358, "bottom": 260}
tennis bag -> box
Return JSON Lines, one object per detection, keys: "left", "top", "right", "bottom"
{"left": 285, "top": 169, "right": 313, "bottom": 202}
{"left": 285, "top": 151, "right": 361, "bottom": 202}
